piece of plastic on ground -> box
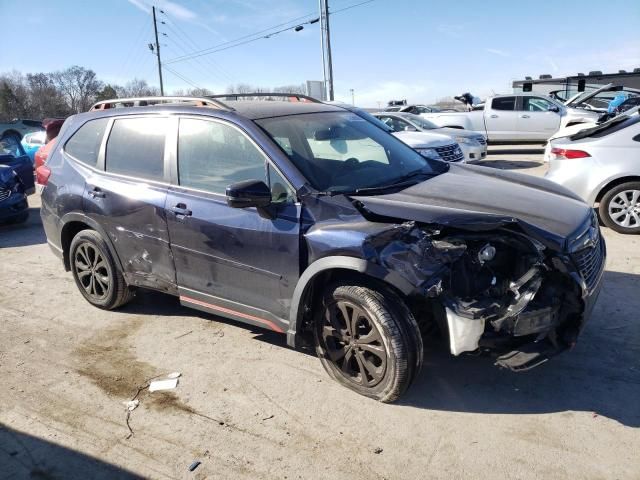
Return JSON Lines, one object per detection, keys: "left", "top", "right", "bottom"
{"left": 149, "top": 378, "right": 179, "bottom": 392}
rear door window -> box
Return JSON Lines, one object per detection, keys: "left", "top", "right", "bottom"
{"left": 105, "top": 117, "right": 168, "bottom": 181}
{"left": 491, "top": 97, "right": 516, "bottom": 111}
{"left": 64, "top": 118, "right": 109, "bottom": 167}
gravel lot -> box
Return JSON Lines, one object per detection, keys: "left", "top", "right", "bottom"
{"left": 1, "top": 149, "right": 639, "bottom": 479}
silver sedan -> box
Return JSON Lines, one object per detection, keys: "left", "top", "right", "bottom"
{"left": 545, "top": 109, "right": 640, "bottom": 234}
{"left": 373, "top": 112, "right": 487, "bottom": 162}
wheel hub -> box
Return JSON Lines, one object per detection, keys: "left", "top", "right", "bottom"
{"left": 320, "top": 300, "right": 388, "bottom": 388}
{"left": 609, "top": 189, "right": 640, "bottom": 228}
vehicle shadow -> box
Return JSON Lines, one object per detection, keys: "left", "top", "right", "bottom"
{"left": 0, "top": 207, "right": 46, "bottom": 248}
{"left": 473, "top": 159, "right": 543, "bottom": 170}
{"left": 487, "top": 147, "right": 545, "bottom": 155}
{"left": 0, "top": 423, "right": 143, "bottom": 479}
{"left": 115, "top": 272, "right": 640, "bottom": 427}
{"left": 400, "top": 269, "right": 640, "bottom": 428}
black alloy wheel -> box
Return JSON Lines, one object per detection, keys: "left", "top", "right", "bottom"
{"left": 69, "top": 229, "right": 135, "bottom": 309}
{"left": 315, "top": 284, "right": 423, "bottom": 402}
{"left": 321, "top": 299, "right": 387, "bottom": 387}
{"left": 74, "top": 242, "right": 111, "bottom": 301}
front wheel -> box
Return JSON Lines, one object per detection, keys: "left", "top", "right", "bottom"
{"left": 599, "top": 182, "right": 640, "bottom": 234}
{"left": 314, "top": 284, "right": 423, "bottom": 402}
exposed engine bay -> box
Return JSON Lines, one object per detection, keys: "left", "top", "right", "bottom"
{"left": 363, "top": 222, "right": 586, "bottom": 370}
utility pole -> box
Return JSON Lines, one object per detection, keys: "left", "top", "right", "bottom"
{"left": 350, "top": 88, "right": 354, "bottom": 105}
{"left": 319, "top": 0, "right": 334, "bottom": 101}
{"left": 152, "top": 6, "right": 164, "bottom": 96}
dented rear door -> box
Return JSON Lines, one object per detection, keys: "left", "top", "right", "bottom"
{"left": 82, "top": 115, "right": 176, "bottom": 293}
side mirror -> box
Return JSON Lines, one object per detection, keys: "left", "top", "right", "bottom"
{"left": 226, "top": 179, "right": 271, "bottom": 209}
{"left": 548, "top": 105, "right": 560, "bottom": 113}
{"left": 404, "top": 125, "right": 418, "bottom": 132}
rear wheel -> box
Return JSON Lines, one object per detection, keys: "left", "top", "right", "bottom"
{"left": 70, "top": 230, "right": 135, "bottom": 309}
{"left": 314, "top": 284, "right": 423, "bottom": 402}
{"left": 599, "top": 182, "right": 640, "bottom": 234}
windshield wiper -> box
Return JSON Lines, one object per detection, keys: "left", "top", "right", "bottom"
{"left": 349, "top": 169, "right": 435, "bottom": 195}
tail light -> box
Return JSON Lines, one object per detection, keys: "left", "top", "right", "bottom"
{"left": 550, "top": 147, "right": 591, "bottom": 159}
{"left": 34, "top": 149, "right": 47, "bottom": 170}
{"left": 36, "top": 165, "right": 51, "bottom": 186}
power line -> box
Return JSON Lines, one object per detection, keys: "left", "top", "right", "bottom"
{"left": 331, "top": 0, "right": 376, "bottom": 14}
{"left": 163, "top": 64, "right": 205, "bottom": 91}
{"left": 164, "top": 13, "right": 319, "bottom": 65}
{"left": 163, "top": 0, "right": 376, "bottom": 65}
{"left": 161, "top": 20, "right": 235, "bottom": 85}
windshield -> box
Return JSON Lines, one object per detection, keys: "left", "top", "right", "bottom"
{"left": 401, "top": 113, "right": 438, "bottom": 130}
{"left": 257, "top": 111, "right": 446, "bottom": 194}
{"left": 0, "top": 136, "right": 26, "bottom": 157}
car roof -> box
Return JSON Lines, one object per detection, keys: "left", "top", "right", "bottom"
{"left": 224, "top": 100, "right": 344, "bottom": 119}
{"left": 80, "top": 100, "right": 346, "bottom": 122}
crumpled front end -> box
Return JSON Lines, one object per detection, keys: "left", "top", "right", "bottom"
{"left": 363, "top": 216, "right": 606, "bottom": 371}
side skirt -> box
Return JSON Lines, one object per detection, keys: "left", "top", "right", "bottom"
{"left": 178, "top": 287, "right": 287, "bottom": 334}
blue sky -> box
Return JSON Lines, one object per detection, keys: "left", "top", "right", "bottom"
{"left": 1, "top": 0, "right": 639, "bottom": 106}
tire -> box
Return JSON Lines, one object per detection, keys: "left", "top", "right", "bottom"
{"left": 314, "top": 283, "right": 423, "bottom": 403}
{"left": 69, "top": 229, "right": 135, "bottom": 309}
{"left": 599, "top": 181, "right": 640, "bottom": 234}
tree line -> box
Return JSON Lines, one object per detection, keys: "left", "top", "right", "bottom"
{"left": 0, "top": 65, "right": 306, "bottom": 121}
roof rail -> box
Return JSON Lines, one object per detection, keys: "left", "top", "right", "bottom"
{"left": 206, "top": 92, "right": 321, "bottom": 103}
{"left": 89, "top": 96, "right": 231, "bottom": 112}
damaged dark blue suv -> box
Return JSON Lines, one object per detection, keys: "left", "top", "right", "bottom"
{"left": 39, "top": 94, "right": 605, "bottom": 402}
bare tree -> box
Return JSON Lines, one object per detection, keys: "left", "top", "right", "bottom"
{"left": 26, "top": 73, "right": 70, "bottom": 118}
{"left": 51, "top": 66, "right": 102, "bottom": 113}
{"left": 273, "top": 84, "right": 306, "bottom": 94}
{"left": 0, "top": 71, "right": 30, "bottom": 120}
{"left": 118, "top": 78, "right": 159, "bottom": 98}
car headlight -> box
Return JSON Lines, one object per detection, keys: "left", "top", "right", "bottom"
{"left": 416, "top": 148, "right": 440, "bottom": 160}
{"left": 454, "top": 136, "right": 475, "bottom": 145}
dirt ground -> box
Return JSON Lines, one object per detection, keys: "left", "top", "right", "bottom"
{"left": 1, "top": 149, "right": 639, "bottom": 479}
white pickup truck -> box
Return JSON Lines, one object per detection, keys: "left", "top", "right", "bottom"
{"left": 421, "top": 94, "right": 600, "bottom": 142}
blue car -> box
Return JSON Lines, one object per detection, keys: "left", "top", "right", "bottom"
{"left": 0, "top": 135, "right": 35, "bottom": 195}
{"left": 21, "top": 130, "right": 46, "bottom": 164}
{"left": 0, "top": 165, "right": 29, "bottom": 224}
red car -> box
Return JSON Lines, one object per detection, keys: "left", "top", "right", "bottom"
{"left": 34, "top": 118, "right": 65, "bottom": 171}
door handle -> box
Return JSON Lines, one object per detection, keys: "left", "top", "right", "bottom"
{"left": 520, "top": 114, "right": 530, "bottom": 119}
{"left": 170, "top": 203, "right": 192, "bottom": 217}
{"left": 490, "top": 114, "right": 499, "bottom": 118}
{"left": 88, "top": 187, "right": 105, "bottom": 198}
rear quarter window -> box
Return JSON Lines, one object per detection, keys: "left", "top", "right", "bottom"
{"left": 64, "top": 118, "right": 109, "bottom": 167}
{"left": 105, "top": 117, "right": 168, "bottom": 181}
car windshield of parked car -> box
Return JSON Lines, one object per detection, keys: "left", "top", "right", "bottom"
{"left": 0, "top": 136, "right": 26, "bottom": 157}
{"left": 257, "top": 111, "right": 446, "bottom": 194}
{"left": 402, "top": 114, "right": 439, "bottom": 130}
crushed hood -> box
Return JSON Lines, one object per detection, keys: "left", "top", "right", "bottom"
{"left": 352, "top": 164, "right": 591, "bottom": 250}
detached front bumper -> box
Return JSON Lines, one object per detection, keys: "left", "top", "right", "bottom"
{"left": 0, "top": 191, "right": 28, "bottom": 222}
